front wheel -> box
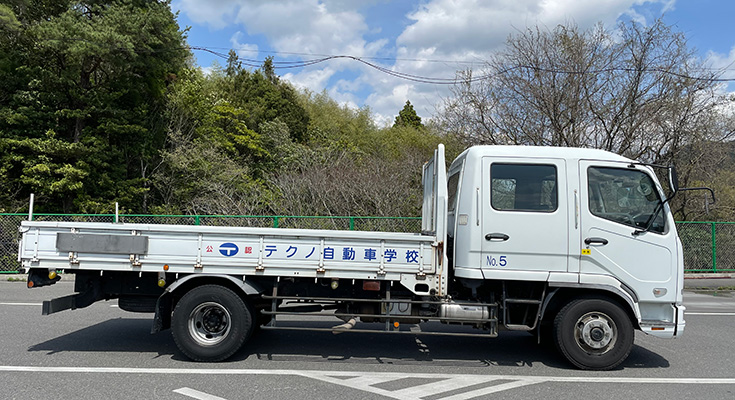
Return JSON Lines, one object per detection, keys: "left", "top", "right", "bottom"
{"left": 172, "top": 285, "right": 253, "bottom": 362}
{"left": 553, "top": 298, "right": 634, "bottom": 370}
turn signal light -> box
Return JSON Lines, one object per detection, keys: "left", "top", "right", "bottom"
{"left": 157, "top": 279, "right": 166, "bottom": 288}
{"left": 48, "top": 271, "right": 57, "bottom": 280}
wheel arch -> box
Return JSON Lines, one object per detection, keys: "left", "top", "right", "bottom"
{"left": 540, "top": 284, "right": 640, "bottom": 330}
{"left": 152, "top": 274, "right": 265, "bottom": 333}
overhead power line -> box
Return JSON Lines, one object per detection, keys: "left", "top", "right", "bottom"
{"left": 37, "top": 38, "right": 735, "bottom": 85}
{"left": 191, "top": 46, "right": 735, "bottom": 84}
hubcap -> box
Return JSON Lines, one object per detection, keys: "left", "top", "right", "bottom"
{"left": 188, "top": 302, "right": 232, "bottom": 346}
{"left": 574, "top": 311, "right": 617, "bottom": 355}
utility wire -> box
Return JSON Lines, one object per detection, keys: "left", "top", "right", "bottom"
{"left": 37, "top": 38, "right": 735, "bottom": 84}
{"left": 193, "top": 45, "right": 735, "bottom": 84}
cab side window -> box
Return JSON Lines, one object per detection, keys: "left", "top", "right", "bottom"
{"left": 447, "top": 172, "right": 460, "bottom": 213}
{"left": 587, "top": 167, "right": 665, "bottom": 233}
{"left": 491, "top": 164, "right": 557, "bottom": 212}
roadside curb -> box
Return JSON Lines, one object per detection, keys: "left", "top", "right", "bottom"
{"left": 683, "top": 273, "right": 735, "bottom": 290}
{"left": 684, "top": 273, "right": 735, "bottom": 279}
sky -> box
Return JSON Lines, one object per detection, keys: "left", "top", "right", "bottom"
{"left": 172, "top": 0, "right": 735, "bottom": 126}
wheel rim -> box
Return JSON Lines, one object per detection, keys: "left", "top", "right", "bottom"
{"left": 574, "top": 311, "right": 617, "bottom": 355}
{"left": 188, "top": 302, "right": 232, "bottom": 346}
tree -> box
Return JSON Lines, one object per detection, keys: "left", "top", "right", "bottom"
{"left": 222, "top": 52, "right": 310, "bottom": 143}
{"left": 439, "top": 19, "right": 732, "bottom": 219}
{"left": 394, "top": 100, "right": 424, "bottom": 129}
{"left": 0, "top": 0, "right": 189, "bottom": 213}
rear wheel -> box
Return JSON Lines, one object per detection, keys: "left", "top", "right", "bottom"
{"left": 553, "top": 298, "right": 633, "bottom": 370}
{"left": 172, "top": 285, "right": 253, "bottom": 362}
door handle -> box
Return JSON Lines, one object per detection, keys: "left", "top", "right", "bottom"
{"left": 584, "top": 237, "right": 609, "bottom": 245}
{"left": 485, "top": 233, "right": 510, "bottom": 241}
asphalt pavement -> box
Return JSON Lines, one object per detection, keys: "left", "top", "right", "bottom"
{"left": 1, "top": 280, "right": 734, "bottom": 399}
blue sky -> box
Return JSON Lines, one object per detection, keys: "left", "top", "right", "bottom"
{"left": 172, "top": 0, "right": 735, "bottom": 126}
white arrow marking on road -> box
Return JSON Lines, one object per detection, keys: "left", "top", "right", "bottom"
{"left": 173, "top": 387, "right": 228, "bottom": 400}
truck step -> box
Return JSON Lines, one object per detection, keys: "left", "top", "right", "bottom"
{"left": 504, "top": 324, "right": 535, "bottom": 331}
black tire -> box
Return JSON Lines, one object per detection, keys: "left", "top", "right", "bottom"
{"left": 172, "top": 285, "right": 253, "bottom": 362}
{"left": 553, "top": 298, "right": 634, "bottom": 370}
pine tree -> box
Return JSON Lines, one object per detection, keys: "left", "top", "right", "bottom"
{"left": 393, "top": 100, "right": 423, "bottom": 129}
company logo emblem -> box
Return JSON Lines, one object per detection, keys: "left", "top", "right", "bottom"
{"left": 219, "top": 243, "right": 239, "bottom": 257}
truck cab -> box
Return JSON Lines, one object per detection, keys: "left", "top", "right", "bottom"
{"left": 446, "top": 146, "right": 684, "bottom": 347}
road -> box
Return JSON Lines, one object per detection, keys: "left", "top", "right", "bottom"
{"left": 0, "top": 280, "right": 734, "bottom": 399}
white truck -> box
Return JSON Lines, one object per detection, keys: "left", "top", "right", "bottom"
{"left": 19, "top": 144, "right": 704, "bottom": 370}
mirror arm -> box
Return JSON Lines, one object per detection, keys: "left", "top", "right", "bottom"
{"left": 676, "top": 187, "right": 716, "bottom": 205}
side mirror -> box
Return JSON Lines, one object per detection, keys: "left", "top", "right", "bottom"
{"left": 668, "top": 166, "right": 679, "bottom": 193}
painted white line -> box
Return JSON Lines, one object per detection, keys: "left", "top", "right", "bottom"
{"left": 687, "top": 312, "right": 735, "bottom": 316}
{"left": 391, "top": 376, "right": 494, "bottom": 398}
{"left": 0, "top": 366, "right": 734, "bottom": 385}
{"left": 441, "top": 379, "right": 540, "bottom": 400}
{"left": 0, "top": 302, "right": 42, "bottom": 306}
{"left": 338, "top": 375, "right": 405, "bottom": 386}
{"left": 1, "top": 365, "right": 735, "bottom": 399}
{"left": 173, "top": 387, "right": 228, "bottom": 400}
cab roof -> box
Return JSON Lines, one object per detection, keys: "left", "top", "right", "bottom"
{"left": 449, "top": 145, "right": 633, "bottom": 171}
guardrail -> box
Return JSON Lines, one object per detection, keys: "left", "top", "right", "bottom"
{"left": 0, "top": 214, "right": 731, "bottom": 273}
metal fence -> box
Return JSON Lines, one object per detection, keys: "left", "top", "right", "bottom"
{"left": 0, "top": 214, "right": 731, "bottom": 273}
{"left": 677, "top": 221, "right": 735, "bottom": 273}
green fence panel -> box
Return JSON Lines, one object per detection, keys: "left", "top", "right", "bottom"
{"left": 714, "top": 223, "right": 735, "bottom": 272}
{"left": 677, "top": 222, "right": 715, "bottom": 272}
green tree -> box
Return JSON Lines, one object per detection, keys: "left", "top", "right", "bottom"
{"left": 393, "top": 100, "right": 423, "bottom": 130}
{"left": 221, "top": 52, "right": 310, "bottom": 143}
{"left": 0, "top": 0, "right": 189, "bottom": 213}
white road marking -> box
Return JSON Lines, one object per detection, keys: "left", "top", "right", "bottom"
{"left": 390, "top": 376, "right": 493, "bottom": 398}
{"left": 441, "top": 379, "right": 540, "bottom": 400}
{"left": 0, "top": 302, "right": 41, "bottom": 306}
{"left": 1, "top": 366, "right": 734, "bottom": 400}
{"left": 173, "top": 387, "right": 228, "bottom": 400}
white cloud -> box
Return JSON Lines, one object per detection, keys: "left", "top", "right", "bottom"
{"left": 230, "top": 31, "right": 259, "bottom": 59}
{"left": 234, "top": 1, "right": 378, "bottom": 57}
{"left": 707, "top": 47, "right": 735, "bottom": 80}
{"left": 174, "top": 0, "right": 240, "bottom": 29}
{"left": 705, "top": 46, "right": 735, "bottom": 96}
{"left": 283, "top": 67, "right": 337, "bottom": 93}
{"left": 199, "top": 66, "right": 215, "bottom": 76}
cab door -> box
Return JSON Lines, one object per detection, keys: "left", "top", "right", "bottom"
{"left": 481, "top": 157, "right": 568, "bottom": 277}
{"left": 578, "top": 161, "right": 678, "bottom": 303}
